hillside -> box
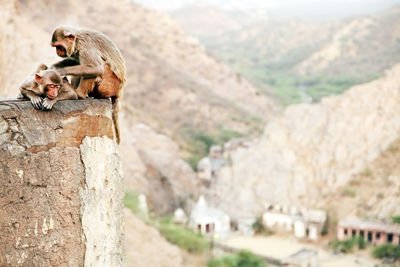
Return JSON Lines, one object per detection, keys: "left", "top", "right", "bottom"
{"left": 125, "top": 209, "right": 202, "bottom": 267}
{"left": 325, "top": 136, "right": 400, "bottom": 221}
{"left": 12, "top": 0, "right": 280, "bottom": 134}
{"left": 171, "top": 5, "right": 400, "bottom": 104}
{"left": 0, "top": 0, "right": 281, "bottom": 213}
{"left": 206, "top": 64, "right": 400, "bottom": 220}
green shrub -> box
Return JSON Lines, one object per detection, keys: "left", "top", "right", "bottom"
{"left": 388, "top": 144, "right": 399, "bottom": 153}
{"left": 252, "top": 217, "right": 274, "bottom": 236}
{"left": 157, "top": 218, "right": 209, "bottom": 253}
{"left": 341, "top": 188, "right": 356, "bottom": 197}
{"left": 208, "top": 250, "right": 268, "bottom": 267}
{"left": 252, "top": 216, "right": 265, "bottom": 234}
{"left": 357, "top": 236, "right": 366, "bottom": 249}
{"left": 208, "top": 254, "right": 238, "bottom": 267}
{"left": 330, "top": 237, "right": 366, "bottom": 253}
{"left": 372, "top": 244, "right": 400, "bottom": 260}
{"left": 183, "top": 129, "right": 243, "bottom": 170}
{"left": 218, "top": 129, "right": 243, "bottom": 143}
{"left": 321, "top": 214, "right": 329, "bottom": 236}
{"left": 187, "top": 154, "right": 202, "bottom": 171}
{"left": 361, "top": 168, "right": 372, "bottom": 177}
{"left": 124, "top": 190, "right": 140, "bottom": 214}
{"left": 391, "top": 216, "right": 400, "bottom": 224}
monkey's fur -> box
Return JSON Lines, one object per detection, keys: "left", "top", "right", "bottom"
{"left": 19, "top": 64, "right": 78, "bottom": 110}
{"left": 50, "top": 25, "right": 126, "bottom": 144}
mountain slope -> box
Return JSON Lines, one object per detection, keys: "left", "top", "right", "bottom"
{"left": 125, "top": 209, "right": 200, "bottom": 267}
{"left": 207, "top": 64, "right": 400, "bottom": 220}
{"left": 171, "top": 5, "right": 400, "bottom": 104}
{"left": 0, "top": 0, "right": 281, "bottom": 212}
{"left": 15, "top": 0, "right": 279, "bottom": 133}
{"left": 297, "top": 7, "right": 400, "bottom": 76}
{"left": 325, "top": 137, "right": 400, "bottom": 220}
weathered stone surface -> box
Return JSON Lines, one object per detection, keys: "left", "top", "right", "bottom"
{"left": 0, "top": 99, "right": 124, "bottom": 267}
{"left": 80, "top": 137, "right": 124, "bottom": 267}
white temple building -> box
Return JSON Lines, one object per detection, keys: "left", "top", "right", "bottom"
{"left": 173, "top": 208, "right": 188, "bottom": 224}
{"left": 262, "top": 204, "right": 327, "bottom": 241}
{"left": 189, "top": 195, "right": 230, "bottom": 239}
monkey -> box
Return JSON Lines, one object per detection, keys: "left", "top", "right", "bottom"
{"left": 19, "top": 64, "right": 78, "bottom": 110}
{"left": 50, "top": 25, "right": 126, "bottom": 144}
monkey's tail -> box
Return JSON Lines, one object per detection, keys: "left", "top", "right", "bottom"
{"left": 111, "top": 96, "right": 121, "bottom": 144}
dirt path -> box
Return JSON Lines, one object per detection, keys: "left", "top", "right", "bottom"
{"left": 221, "top": 235, "right": 379, "bottom": 267}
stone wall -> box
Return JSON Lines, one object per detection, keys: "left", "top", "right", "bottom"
{"left": 0, "top": 99, "right": 124, "bottom": 266}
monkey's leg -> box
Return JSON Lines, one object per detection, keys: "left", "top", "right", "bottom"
{"left": 75, "top": 77, "right": 97, "bottom": 99}
{"left": 71, "top": 76, "right": 81, "bottom": 89}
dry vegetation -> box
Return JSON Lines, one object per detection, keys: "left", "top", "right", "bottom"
{"left": 172, "top": 5, "right": 400, "bottom": 105}
{"left": 325, "top": 137, "right": 400, "bottom": 220}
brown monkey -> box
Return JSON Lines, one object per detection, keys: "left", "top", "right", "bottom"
{"left": 19, "top": 64, "right": 78, "bottom": 110}
{"left": 50, "top": 25, "right": 126, "bottom": 144}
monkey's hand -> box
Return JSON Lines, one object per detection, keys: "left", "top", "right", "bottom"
{"left": 30, "top": 96, "right": 43, "bottom": 110}
{"left": 41, "top": 98, "right": 57, "bottom": 110}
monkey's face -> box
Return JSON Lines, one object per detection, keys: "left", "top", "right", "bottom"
{"left": 51, "top": 28, "right": 76, "bottom": 57}
{"left": 35, "top": 70, "right": 62, "bottom": 99}
{"left": 44, "top": 83, "right": 61, "bottom": 99}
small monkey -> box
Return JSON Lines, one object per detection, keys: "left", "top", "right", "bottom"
{"left": 50, "top": 25, "right": 126, "bottom": 144}
{"left": 19, "top": 64, "right": 77, "bottom": 110}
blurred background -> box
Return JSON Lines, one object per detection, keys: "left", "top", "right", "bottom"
{"left": 1, "top": 0, "right": 400, "bottom": 266}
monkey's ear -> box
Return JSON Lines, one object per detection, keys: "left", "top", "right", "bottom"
{"left": 37, "top": 64, "right": 48, "bottom": 72}
{"left": 35, "top": 74, "right": 42, "bottom": 83}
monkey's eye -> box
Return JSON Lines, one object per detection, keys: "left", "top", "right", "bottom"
{"left": 67, "top": 34, "right": 75, "bottom": 41}
{"left": 48, "top": 84, "right": 61, "bottom": 89}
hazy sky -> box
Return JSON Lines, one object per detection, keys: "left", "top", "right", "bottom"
{"left": 135, "top": 0, "right": 400, "bottom": 19}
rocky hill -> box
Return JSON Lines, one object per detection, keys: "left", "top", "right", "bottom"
{"left": 124, "top": 209, "right": 200, "bottom": 267}
{"left": 207, "top": 64, "right": 400, "bottom": 220}
{"left": 325, "top": 136, "right": 400, "bottom": 221}
{"left": 296, "top": 7, "right": 400, "bottom": 76}
{"left": 171, "top": 4, "right": 400, "bottom": 104}
{"left": 0, "top": 0, "right": 280, "bottom": 213}
{"left": 0, "top": 1, "right": 58, "bottom": 97}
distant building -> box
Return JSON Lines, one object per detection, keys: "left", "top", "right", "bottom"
{"left": 197, "top": 157, "right": 212, "bottom": 180}
{"left": 197, "top": 157, "right": 227, "bottom": 180}
{"left": 294, "top": 220, "right": 306, "bottom": 238}
{"left": 189, "top": 196, "right": 230, "bottom": 239}
{"left": 173, "top": 208, "right": 188, "bottom": 224}
{"left": 198, "top": 140, "right": 252, "bottom": 181}
{"left": 338, "top": 217, "right": 400, "bottom": 245}
{"left": 237, "top": 217, "right": 256, "bottom": 236}
{"left": 138, "top": 194, "right": 149, "bottom": 219}
{"left": 262, "top": 205, "right": 327, "bottom": 241}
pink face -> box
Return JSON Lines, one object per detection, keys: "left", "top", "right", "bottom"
{"left": 45, "top": 84, "right": 61, "bottom": 99}
{"left": 51, "top": 34, "right": 75, "bottom": 58}
{"left": 35, "top": 73, "right": 61, "bottom": 99}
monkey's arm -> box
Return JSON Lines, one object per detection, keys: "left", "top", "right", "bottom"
{"left": 57, "top": 50, "right": 104, "bottom": 77}
{"left": 41, "top": 81, "right": 78, "bottom": 110}
{"left": 57, "top": 86, "right": 78, "bottom": 101}
{"left": 51, "top": 58, "right": 79, "bottom": 69}
{"left": 56, "top": 64, "right": 104, "bottom": 77}
{"left": 20, "top": 87, "right": 43, "bottom": 109}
